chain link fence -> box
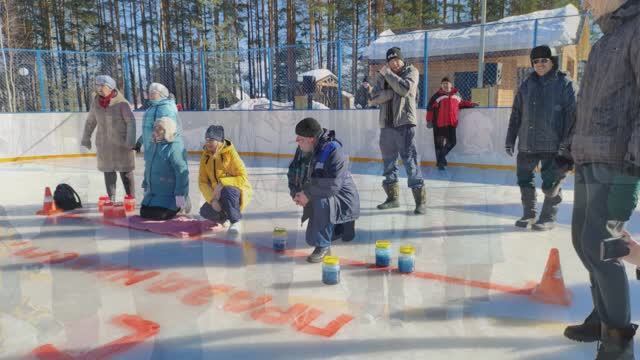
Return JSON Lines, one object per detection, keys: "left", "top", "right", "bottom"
{"left": 0, "top": 13, "right": 591, "bottom": 113}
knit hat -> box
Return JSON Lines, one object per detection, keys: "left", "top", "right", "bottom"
{"left": 205, "top": 125, "right": 225, "bottom": 142}
{"left": 148, "top": 82, "right": 170, "bottom": 99}
{"left": 362, "top": 76, "right": 369, "bottom": 84}
{"left": 386, "top": 47, "right": 403, "bottom": 62}
{"left": 295, "top": 118, "right": 323, "bottom": 138}
{"left": 530, "top": 45, "right": 558, "bottom": 67}
{"left": 154, "top": 117, "right": 177, "bottom": 143}
{"left": 95, "top": 75, "right": 116, "bottom": 89}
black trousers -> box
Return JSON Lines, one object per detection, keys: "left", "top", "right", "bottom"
{"left": 433, "top": 126, "right": 456, "bottom": 166}
{"left": 140, "top": 205, "right": 178, "bottom": 221}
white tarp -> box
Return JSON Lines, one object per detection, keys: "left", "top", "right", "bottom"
{"left": 364, "top": 4, "right": 581, "bottom": 60}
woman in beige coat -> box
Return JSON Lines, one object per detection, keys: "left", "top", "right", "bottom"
{"left": 81, "top": 75, "right": 136, "bottom": 202}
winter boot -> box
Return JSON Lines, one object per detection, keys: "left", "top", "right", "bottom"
{"left": 307, "top": 246, "right": 331, "bottom": 263}
{"left": 341, "top": 221, "right": 356, "bottom": 242}
{"left": 596, "top": 323, "right": 637, "bottom": 360}
{"left": 564, "top": 308, "right": 601, "bottom": 342}
{"left": 377, "top": 182, "right": 400, "bottom": 210}
{"left": 532, "top": 190, "right": 562, "bottom": 231}
{"left": 412, "top": 186, "right": 427, "bottom": 215}
{"left": 515, "top": 187, "right": 537, "bottom": 228}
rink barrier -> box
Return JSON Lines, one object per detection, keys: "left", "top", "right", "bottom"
{"left": 0, "top": 150, "right": 518, "bottom": 171}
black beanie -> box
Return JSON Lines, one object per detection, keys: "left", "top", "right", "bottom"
{"left": 530, "top": 45, "right": 555, "bottom": 60}
{"left": 441, "top": 76, "right": 451, "bottom": 83}
{"left": 295, "top": 117, "right": 323, "bottom": 138}
{"left": 386, "top": 47, "right": 403, "bottom": 62}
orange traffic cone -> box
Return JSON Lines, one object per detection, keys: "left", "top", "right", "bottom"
{"left": 529, "top": 248, "right": 572, "bottom": 306}
{"left": 36, "top": 187, "right": 62, "bottom": 216}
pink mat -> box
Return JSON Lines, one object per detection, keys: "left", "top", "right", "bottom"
{"left": 108, "top": 215, "right": 224, "bottom": 238}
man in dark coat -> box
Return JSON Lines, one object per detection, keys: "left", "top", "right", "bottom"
{"left": 505, "top": 45, "right": 576, "bottom": 231}
{"left": 288, "top": 117, "right": 360, "bottom": 263}
{"left": 355, "top": 77, "right": 372, "bottom": 109}
{"left": 563, "top": 0, "right": 640, "bottom": 358}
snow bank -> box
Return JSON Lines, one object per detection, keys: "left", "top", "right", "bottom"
{"left": 225, "top": 98, "right": 330, "bottom": 110}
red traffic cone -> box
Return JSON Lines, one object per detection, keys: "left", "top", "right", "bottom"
{"left": 36, "top": 187, "right": 62, "bottom": 216}
{"left": 529, "top": 248, "right": 572, "bottom": 306}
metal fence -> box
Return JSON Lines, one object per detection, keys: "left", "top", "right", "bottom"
{"left": 0, "top": 13, "right": 591, "bottom": 113}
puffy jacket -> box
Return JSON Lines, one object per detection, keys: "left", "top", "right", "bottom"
{"left": 505, "top": 69, "right": 576, "bottom": 153}
{"left": 198, "top": 140, "right": 252, "bottom": 211}
{"left": 370, "top": 64, "right": 419, "bottom": 128}
{"left": 571, "top": 0, "right": 640, "bottom": 167}
{"left": 288, "top": 130, "right": 360, "bottom": 225}
{"left": 139, "top": 98, "right": 182, "bottom": 157}
{"left": 141, "top": 121, "right": 189, "bottom": 211}
{"left": 426, "top": 88, "right": 475, "bottom": 128}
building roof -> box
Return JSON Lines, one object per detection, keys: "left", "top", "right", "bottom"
{"left": 363, "top": 5, "right": 582, "bottom": 61}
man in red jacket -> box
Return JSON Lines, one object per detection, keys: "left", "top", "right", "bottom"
{"left": 426, "top": 77, "right": 478, "bottom": 170}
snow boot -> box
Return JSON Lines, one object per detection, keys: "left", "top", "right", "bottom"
{"left": 377, "top": 182, "right": 400, "bottom": 210}
{"left": 532, "top": 189, "right": 561, "bottom": 231}
{"left": 516, "top": 187, "right": 536, "bottom": 228}
{"left": 412, "top": 186, "right": 427, "bottom": 215}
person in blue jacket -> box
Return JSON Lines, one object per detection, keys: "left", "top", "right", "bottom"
{"left": 288, "top": 117, "right": 360, "bottom": 263}
{"left": 135, "top": 83, "right": 182, "bottom": 155}
{"left": 140, "top": 117, "right": 190, "bottom": 220}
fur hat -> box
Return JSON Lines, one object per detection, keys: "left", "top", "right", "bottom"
{"left": 154, "top": 117, "right": 177, "bottom": 143}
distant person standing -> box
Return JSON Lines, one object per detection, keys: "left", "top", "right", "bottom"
{"left": 426, "top": 76, "right": 478, "bottom": 170}
{"left": 81, "top": 75, "right": 136, "bottom": 202}
{"left": 355, "top": 77, "right": 372, "bottom": 109}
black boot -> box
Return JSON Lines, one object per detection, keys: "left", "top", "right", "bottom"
{"left": 411, "top": 187, "right": 427, "bottom": 215}
{"left": 516, "top": 187, "right": 536, "bottom": 228}
{"left": 332, "top": 223, "right": 344, "bottom": 242}
{"left": 596, "top": 323, "right": 637, "bottom": 360}
{"left": 377, "top": 183, "right": 400, "bottom": 210}
{"left": 307, "top": 246, "right": 331, "bottom": 263}
{"left": 532, "top": 189, "right": 561, "bottom": 231}
{"left": 341, "top": 221, "right": 356, "bottom": 242}
{"left": 564, "top": 309, "right": 601, "bottom": 342}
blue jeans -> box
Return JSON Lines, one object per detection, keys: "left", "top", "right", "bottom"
{"left": 379, "top": 125, "right": 424, "bottom": 188}
{"left": 305, "top": 198, "right": 334, "bottom": 248}
{"left": 572, "top": 163, "right": 630, "bottom": 328}
{"left": 199, "top": 187, "right": 242, "bottom": 223}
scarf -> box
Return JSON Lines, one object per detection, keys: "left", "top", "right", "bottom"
{"left": 98, "top": 90, "right": 117, "bottom": 109}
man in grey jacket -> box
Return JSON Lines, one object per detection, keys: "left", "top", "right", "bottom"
{"left": 562, "top": 0, "right": 640, "bottom": 358}
{"left": 370, "top": 47, "right": 426, "bottom": 215}
{"left": 505, "top": 45, "right": 576, "bottom": 231}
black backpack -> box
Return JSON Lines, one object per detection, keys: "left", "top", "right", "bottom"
{"left": 53, "top": 184, "right": 82, "bottom": 211}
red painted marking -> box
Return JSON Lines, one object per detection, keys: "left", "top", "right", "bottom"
{"left": 91, "top": 265, "right": 131, "bottom": 279}
{"left": 65, "top": 256, "right": 100, "bottom": 271}
{"left": 32, "top": 314, "right": 159, "bottom": 360}
{"left": 8, "top": 240, "right": 31, "bottom": 247}
{"left": 251, "top": 303, "right": 309, "bottom": 325}
{"left": 13, "top": 247, "right": 58, "bottom": 259}
{"left": 223, "top": 291, "right": 273, "bottom": 313}
{"left": 146, "top": 272, "right": 205, "bottom": 294}
{"left": 181, "top": 284, "right": 235, "bottom": 306}
{"left": 106, "top": 268, "right": 161, "bottom": 286}
{"left": 292, "top": 308, "right": 354, "bottom": 338}
{"left": 41, "top": 252, "right": 79, "bottom": 265}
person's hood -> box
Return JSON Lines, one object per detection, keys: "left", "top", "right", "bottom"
{"left": 203, "top": 139, "right": 234, "bottom": 156}
{"left": 596, "top": 0, "right": 640, "bottom": 34}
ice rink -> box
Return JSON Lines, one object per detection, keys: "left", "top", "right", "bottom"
{"left": 2, "top": 155, "right": 640, "bottom": 359}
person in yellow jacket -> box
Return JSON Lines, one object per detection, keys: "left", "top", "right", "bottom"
{"left": 198, "top": 125, "right": 252, "bottom": 234}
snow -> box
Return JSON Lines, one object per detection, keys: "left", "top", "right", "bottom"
{"left": 297, "top": 68, "right": 336, "bottom": 82}
{"left": 363, "top": 4, "right": 581, "bottom": 60}
{"left": 225, "top": 97, "right": 330, "bottom": 110}
{"left": 234, "top": 88, "right": 251, "bottom": 101}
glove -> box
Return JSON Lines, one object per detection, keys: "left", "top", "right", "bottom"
{"left": 426, "top": 122, "right": 433, "bottom": 129}
{"left": 472, "top": 103, "right": 480, "bottom": 107}
{"left": 81, "top": 139, "right": 92, "bottom": 150}
{"left": 133, "top": 141, "right": 142, "bottom": 153}
{"left": 505, "top": 145, "right": 514, "bottom": 157}
{"left": 623, "top": 162, "right": 640, "bottom": 178}
{"left": 175, "top": 195, "right": 186, "bottom": 209}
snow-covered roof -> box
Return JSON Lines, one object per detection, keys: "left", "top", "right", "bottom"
{"left": 225, "top": 97, "right": 330, "bottom": 110}
{"left": 364, "top": 5, "right": 582, "bottom": 61}
{"left": 297, "top": 69, "right": 336, "bottom": 82}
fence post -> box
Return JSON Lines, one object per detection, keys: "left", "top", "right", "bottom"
{"left": 422, "top": 32, "right": 429, "bottom": 109}
{"left": 35, "top": 50, "right": 47, "bottom": 112}
{"left": 337, "top": 41, "right": 343, "bottom": 110}
{"left": 200, "top": 49, "right": 208, "bottom": 111}
{"left": 533, "top": 19, "right": 539, "bottom": 48}
{"left": 122, "top": 52, "right": 132, "bottom": 102}
{"left": 267, "top": 47, "right": 273, "bottom": 111}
